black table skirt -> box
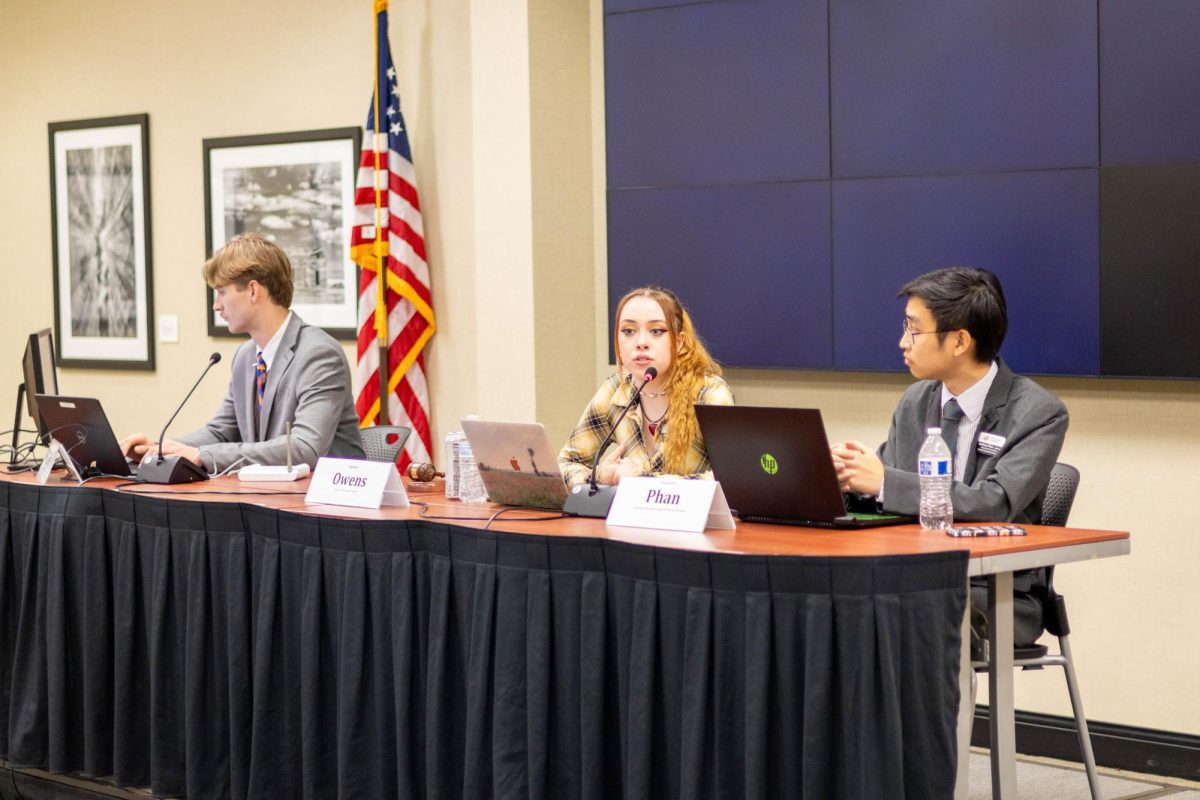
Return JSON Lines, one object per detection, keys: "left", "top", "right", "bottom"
{"left": 0, "top": 481, "right": 967, "bottom": 800}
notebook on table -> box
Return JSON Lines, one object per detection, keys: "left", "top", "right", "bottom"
{"left": 35, "top": 395, "right": 135, "bottom": 478}
{"left": 695, "top": 404, "right": 914, "bottom": 529}
{"left": 460, "top": 419, "right": 569, "bottom": 510}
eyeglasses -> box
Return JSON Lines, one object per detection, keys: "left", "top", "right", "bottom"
{"left": 901, "top": 318, "right": 949, "bottom": 345}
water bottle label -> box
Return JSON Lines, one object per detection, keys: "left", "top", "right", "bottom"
{"left": 918, "top": 457, "right": 951, "bottom": 477}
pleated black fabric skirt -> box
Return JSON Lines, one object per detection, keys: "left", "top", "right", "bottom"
{"left": 0, "top": 481, "right": 967, "bottom": 800}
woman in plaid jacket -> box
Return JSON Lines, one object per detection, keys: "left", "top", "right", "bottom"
{"left": 558, "top": 286, "right": 734, "bottom": 487}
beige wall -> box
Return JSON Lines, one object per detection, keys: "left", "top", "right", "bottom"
{"left": 1, "top": 0, "right": 388, "bottom": 438}
{"left": 1, "top": 0, "right": 1197, "bottom": 738}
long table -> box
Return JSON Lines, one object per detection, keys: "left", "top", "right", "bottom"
{"left": 0, "top": 472, "right": 1128, "bottom": 799}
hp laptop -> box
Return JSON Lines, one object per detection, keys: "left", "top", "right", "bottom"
{"left": 35, "top": 395, "right": 135, "bottom": 478}
{"left": 460, "top": 420, "right": 569, "bottom": 510}
{"left": 695, "top": 405, "right": 913, "bottom": 529}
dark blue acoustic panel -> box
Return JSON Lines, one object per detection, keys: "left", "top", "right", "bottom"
{"left": 1100, "top": 1, "right": 1200, "bottom": 166}
{"left": 1100, "top": 165, "right": 1200, "bottom": 378}
{"left": 830, "top": 0, "right": 1098, "bottom": 178}
{"left": 607, "top": 182, "right": 832, "bottom": 369}
{"left": 605, "top": 0, "right": 830, "bottom": 188}
{"left": 605, "top": 0, "right": 722, "bottom": 12}
{"left": 832, "top": 170, "right": 1099, "bottom": 375}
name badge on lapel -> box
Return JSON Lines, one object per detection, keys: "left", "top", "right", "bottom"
{"left": 977, "top": 432, "right": 1006, "bottom": 457}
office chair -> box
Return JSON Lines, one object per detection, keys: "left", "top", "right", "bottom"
{"left": 360, "top": 425, "right": 412, "bottom": 464}
{"left": 975, "top": 462, "right": 1101, "bottom": 799}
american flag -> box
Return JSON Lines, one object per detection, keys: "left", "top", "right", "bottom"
{"left": 351, "top": 0, "right": 435, "bottom": 471}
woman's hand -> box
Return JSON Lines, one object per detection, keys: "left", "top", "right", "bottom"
{"left": 597, "top": 441, "right": 640, "bottom": 484}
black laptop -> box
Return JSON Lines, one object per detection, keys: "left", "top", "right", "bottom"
{"left": 695, "top": 405, "right": 914, "bottom": 529}
{"left": 35, "top": 395, "right": 134, "bottom": 478}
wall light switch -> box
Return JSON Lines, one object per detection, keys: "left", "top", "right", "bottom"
{"left": 159, "top": 314, "right": 180, "bottom": 343}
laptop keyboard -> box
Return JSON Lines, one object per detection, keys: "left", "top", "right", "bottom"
{"left": 737, "top": 514, "right": 838, "bottom": 528}
{"left": 736, "top": 511, "right": 905, "bottom": 528}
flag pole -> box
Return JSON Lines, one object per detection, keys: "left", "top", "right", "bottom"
{"left": 372, "top": 0, "right": 390, "bottom": 424}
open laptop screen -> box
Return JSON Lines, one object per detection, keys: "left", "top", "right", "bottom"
{"left": 460, "top": 419, "right": 568, "bottom": 510}
{"left": 696, "top": 405, "right": 913, "bottom": 528}
{"left": 34, "top": 395, "right": 134, "bottom": 478}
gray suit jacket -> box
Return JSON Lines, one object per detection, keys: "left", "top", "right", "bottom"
{"left": 878, "top": 358, "right": 1068, "bottom": 525}
{"left": 179, "top": 313, "right": 365, "bottom": 471}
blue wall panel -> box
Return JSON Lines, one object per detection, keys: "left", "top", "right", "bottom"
{"left": 605, "top": 0, "right": 830, "bottom": 188}
{"left": 607, "top": 182, "right": 833, "bottom": 369}
{"left": 604, "top": 0, "right": 1199, "bottom": 378}
{"left": 1099, "top": 0, "right": 1200, "bottom": 166}
{"left": 829, "top": 0, "right": 1098, "bottom": 178}
{"left": 832, "top": 171, "right": 1100, "bottom": 375}
{"left": 605, "top": 0, "right": 723, "bottom": 12}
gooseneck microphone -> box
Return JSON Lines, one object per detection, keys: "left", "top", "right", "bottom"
{"left": 586, "top": 366, "right": 656, "bottom": 490}
{"left": 156, "top": 352, "right": 221, "bottom": 465}
{"left": 137, "top": 352, "right": 222, "bottom": 484}
{"left": 564, "top": 366, "right": 657, "bottom": 518}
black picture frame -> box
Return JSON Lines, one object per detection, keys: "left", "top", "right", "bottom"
{"left": 202, "top": 127, "right": 363, "bottom": 339}
{"left": 48, "top": 113, "right": 155, "bottom": 370}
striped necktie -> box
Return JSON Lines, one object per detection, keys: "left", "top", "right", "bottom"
{"left": 255, "top": 353, "right": 268, "bottom": 415}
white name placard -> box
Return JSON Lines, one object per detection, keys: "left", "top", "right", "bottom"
{"left": 606, "top": 476, "right": 735, "bottom": 533}
{"left": 305, "top": 457, "right": 409, "bottom": 509}
{"left": 38, "top": 438, "right": 82, "bottom": 485}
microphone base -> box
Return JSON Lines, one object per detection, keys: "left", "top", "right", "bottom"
{"left": 563, "top": 483, "right": 617, "bottom": 518}
{"left": 237, "top": 464, "right": 310, "bottom": 482}
{"left": 136, "top": 456, "right": 209, "bottom": 484}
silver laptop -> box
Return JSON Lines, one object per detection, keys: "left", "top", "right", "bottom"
{"left": 460, "top": 420, "right": 569, "bottom": 510}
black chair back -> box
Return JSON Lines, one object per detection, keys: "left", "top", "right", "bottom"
{"left": 1041, "top": 463, "right": 1080, "bottom": 527}
{"left": 361, "top": 425, "right": 412, "bottom": 464}
{"left": 1040, "top": 462, "right": 1081, "bottom": 636}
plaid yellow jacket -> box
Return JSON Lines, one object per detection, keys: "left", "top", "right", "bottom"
{"left": 557, "top": 372, "right": 735, "bottom": 487}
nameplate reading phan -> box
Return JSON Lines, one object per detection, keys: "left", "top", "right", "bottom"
{"left": 606, "top": 476, "right": 735, "bottom": 533}
{"left": 305, "top": 457, "right": 409, "bottom": 510}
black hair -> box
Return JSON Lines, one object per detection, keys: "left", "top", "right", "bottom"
{"left": 899, "top": 267, "right": 1007, "bottom": 364}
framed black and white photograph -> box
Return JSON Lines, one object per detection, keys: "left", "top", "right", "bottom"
{"left": 203, "top": 127, "right": 362, "bottom": 339}
{"left": 49, "top": 114, "right": 155, "bottom": 370}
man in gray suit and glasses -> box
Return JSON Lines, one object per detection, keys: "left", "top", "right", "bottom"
{"left": 121, "top": 233, "right": 364, "bottom": 472}
{"left": 831, "top": 266, "right": 1068, "bottom": 653}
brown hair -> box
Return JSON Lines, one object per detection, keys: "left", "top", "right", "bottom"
{"left": 612, "top": 286, "right": 721, "bottom": 475}
{"left": 202, "top": 233, "right": 294, "bottom": 308}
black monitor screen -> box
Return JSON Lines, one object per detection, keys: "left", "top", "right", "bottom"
{"left": 22, "top": 328, "right": 58, "bottom": 439}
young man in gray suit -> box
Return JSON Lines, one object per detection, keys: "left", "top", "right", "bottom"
{"left": 831, "top": 266, "right": 1068, "bottom": 652}
{"left": 122, "top": 234, "right": 365, "bottom": 472}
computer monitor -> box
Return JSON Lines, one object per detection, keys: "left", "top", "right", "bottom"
{"left": 22, "top": 328, "right": 58, "bottom": 440}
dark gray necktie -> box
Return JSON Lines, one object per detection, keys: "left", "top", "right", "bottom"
{"left": 941, "top": 398, "right": 964, "bottom": 469}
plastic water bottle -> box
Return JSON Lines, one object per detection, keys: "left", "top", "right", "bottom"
{"left": 444, "top": 431, "right": 463, "bottom": 499}
{"left": 918, "top": 426, "right": 954, "bottom": 530}
{"left": 457, "top": 440, "right": 488, "bottom": 503}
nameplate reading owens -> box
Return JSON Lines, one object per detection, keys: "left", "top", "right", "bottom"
{"left": 306, "top": 457, "right": 409, "bottom": 510}
{"left": 607, "top": 476, "right": 735, "bottom": 534}
{"left": 332, "top": 472, "right": 370, "bottom": 488}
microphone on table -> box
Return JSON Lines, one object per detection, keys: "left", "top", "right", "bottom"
{"left": 563, "top": 366, "right": 657, "bottom": 518}
{"left": 136, "top": 352, "right": 222, "bottom": 485}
